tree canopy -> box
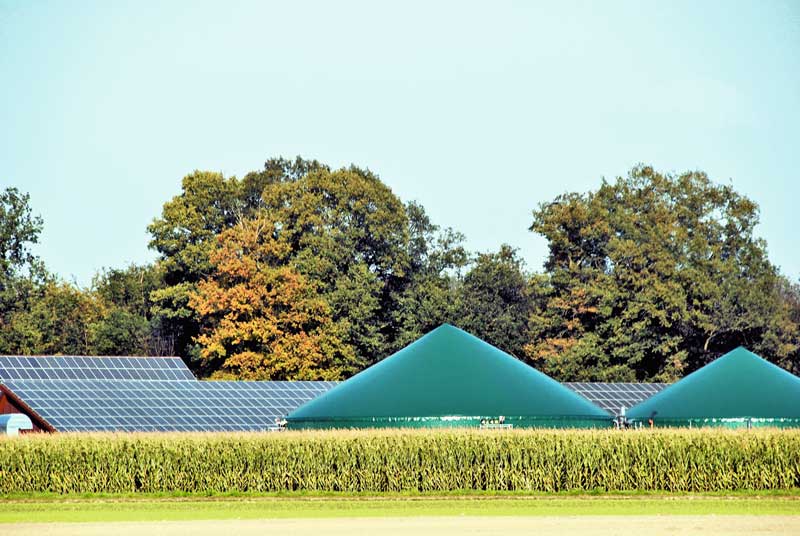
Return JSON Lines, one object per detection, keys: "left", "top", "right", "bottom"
{"left": 525, "top": 165, "right": 798, "bottom": 381}
{"left": 1, "top": 163, "right": 798, "bottom": 382}
{"left": 189, "top": 214, "right": 355, "bottom": 380}
{"left": 458, "top": 244, "right": 532, "bottom": 359}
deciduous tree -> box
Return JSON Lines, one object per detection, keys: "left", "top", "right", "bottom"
{"left": 527, "top": 165, "right": 799, "bottom": 381}
{"left": 458, "top": 245, "right": 533, "bottom": 359}
{"left": 389, "top": 201, "right": 469, "bottom": 351}
{"left": 147, "top": 158, "right": 331, "bottom": 363}
{"left": 189, "top": 215, "right": 356, "bottom": 380}
{"left": 259, "top": 165, "right": 411, "bottom": 365}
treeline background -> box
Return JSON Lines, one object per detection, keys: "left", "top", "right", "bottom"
{"left": 1, "top": 157, "right": 798, "bottom": 382}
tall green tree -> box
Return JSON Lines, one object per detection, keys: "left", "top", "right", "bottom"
{"left": 259, "top": 165, "right": 411, "bottom": 366}
{"left": 177, "top": 161, "right": 472, "bottom": 375}
{"left": 90, "top": 263, "right": 172, "bottom": 356}
{"left": 775, "top": 277, "right": 800, "bottom": 373}
{"left": 0, "top": 187, "right": 49, "bottom": 353}
{"left": 147, "top": 170, "right": 245, "bottom": 360}
{"left": 527, "top": 165, "right": 799, "bottom": 381}
{"left": 0, "top": 187, "right": 43, "bottom": 281}
{"left": 458, "top": 245, "right": 533, "bottom": 359}
{"left": 389, "top": 201, "right": 469, "bottom": 352}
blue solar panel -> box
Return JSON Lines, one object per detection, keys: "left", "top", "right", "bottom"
{"left": 0, "top": 358, "right": 667, "bottom": 430}
{"left": 564, "top": 382, "right": 667, "bottom": 414}
{"left": 0, "top": 379, "right": 338, "bottom": 432}
{"left": 0, "top": 356, "right": 195, "bottom": 381}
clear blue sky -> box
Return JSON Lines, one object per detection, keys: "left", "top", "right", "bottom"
{"left": 2, "top": 1, "right": 798, "bottom": 286}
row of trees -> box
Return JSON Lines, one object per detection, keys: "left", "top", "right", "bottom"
{"left": 0, "top": 190, "right": 168, "bottom": 358}
{"left": 1, "top": 159, "right": 798, "bottom": 381}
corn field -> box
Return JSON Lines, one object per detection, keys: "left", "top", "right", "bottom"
{"left": 1, "top": 429, "right": 799, "bottom": 494}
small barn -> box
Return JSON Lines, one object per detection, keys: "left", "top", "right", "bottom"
{"left": 286, "top": 324, "right": 611, "bottom": 429}
{"left": 626, "top": 347, "right": 800, "bottom": 428}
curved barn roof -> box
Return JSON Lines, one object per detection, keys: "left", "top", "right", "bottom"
{"left": 627, "top": 347, "right": 800, "bottom": 426}
{"left": 287, "top": 324, "right": 610, "bottom": 428}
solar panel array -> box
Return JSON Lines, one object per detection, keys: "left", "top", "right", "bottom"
{"left": 1, "top": 379, "right": 338, "bottom": 432}
{"left": 0, "top": 353, "right": 670, "bottom": 431}
{"left": 564, "top": 382, "right": 668, "bottom": 414}
{"left": 0, "top": 356, "right": 195, "bottom": 381}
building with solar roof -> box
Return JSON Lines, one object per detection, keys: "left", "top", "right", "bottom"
{"left": 286, "top": 324, "right": 612, "bottom": 429}
{"left": 626, "top": 347, "right": 800, "bottom": 428}
{"left": 0, "top": 355, "right": 335, "bottom": 432}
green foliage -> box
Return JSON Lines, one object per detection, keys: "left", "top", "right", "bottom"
{"left": 0, "top": 187, "right": 49, "bottom": 353}
{"left": 178, "top": 165, "right": 471, "bottom": 374}
{"left": 1, "top": 429, "right": 799, "bottom": 494}
{"left": 93, "top": 264, "right": 163, "bottom": 318}
{"left": 89, "top": 263, "right": 173, "bottom": 356}
{"left": 527, "top": 165, "right": 800, "bottom": 381}
{"left": 458, "top": 245, "right": 532, "bottom": 358}
{"left": 389, "top": 202, "right": 469, "bottom": 351}
{"left": 239, "top": 156, "right": 329, "bottom": 210}
{"left": 776, "top": 277, "right": 800, "bottom": 374}
{"left": 146, "top": 159, "right": 324, "bottom": 360}
{"left": 260, "top": 165, "right": 411, "bottom": 366}
{"left": 147, "top": 170, "right": 246, "bottom": 360}
{"left": 0, "top": 281, "right": 102, "bottom": 355}
{"left": 146, "top": 158, "right": 361, "bottom": 367}
{"left": 89, "top": 309, "right": 152, "bottom": 356}
{"left": 3, "top": 161, "right": 799, "bottom": 383}
{"left": 147, "top": 171, "right": 244, "bottom": 285}
{"left": 0, "top": 187, "right": 43, "bottom": 281}
{"left": 0, "top": 200, "right": 174, "bottom": 356}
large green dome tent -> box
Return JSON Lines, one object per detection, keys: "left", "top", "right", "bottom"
{"left": 286, "top": 324, "right": 611, "bottom": 429}
{"left": 626, "top": 347, "right": 800, "bottom": 428}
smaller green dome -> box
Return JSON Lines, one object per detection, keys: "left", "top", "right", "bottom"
{"left": 627, "top": 347, "right": 800, "bottom": 427}
{"left": 287, "top": 324, "right": 610, "bottom": 429}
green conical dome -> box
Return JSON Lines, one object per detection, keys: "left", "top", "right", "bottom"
{"left": 287, "top": 324, "right": 610, "bottom": 429}
{"left": 627, "top": 347, "right": 800, "bottom": 428}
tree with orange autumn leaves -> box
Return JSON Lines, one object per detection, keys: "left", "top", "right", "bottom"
{"left": 189, "top": 214, "right": 356, "bottom": 380}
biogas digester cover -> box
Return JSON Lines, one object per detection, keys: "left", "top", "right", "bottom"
{"left": 287, "top": 324, "right": 610, "bottom": 429}
{"left": 627, "top": 347, "right": 800, "bottom": 428}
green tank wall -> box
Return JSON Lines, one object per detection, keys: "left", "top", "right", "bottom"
{"left": 288, "top": 415, "right": 611, "bottom": 430}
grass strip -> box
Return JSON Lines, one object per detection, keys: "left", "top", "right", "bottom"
{"left": 1, "top": 496, "right": 799, "bottom": 523}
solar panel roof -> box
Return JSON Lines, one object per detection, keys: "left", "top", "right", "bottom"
{"left": 564, "top": 382, "right": 668, "bottom": 415}
{"left": 0, "top": 356, "right": 195, "bottom": 381}
{"left": 0, "top": 353, "right": 667, "bottom": 431}
{"left": 0, "top": 379, "right": 338, "bottom": 432}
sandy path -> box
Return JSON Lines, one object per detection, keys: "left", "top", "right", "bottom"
{"left": 4, "top": 516, "right": 800, "bottom": 536}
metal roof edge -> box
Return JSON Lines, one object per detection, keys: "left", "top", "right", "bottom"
{"left": 0, "top": 383, "right": 56, "bottom": 432}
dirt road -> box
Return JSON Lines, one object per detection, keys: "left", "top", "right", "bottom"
{"left": 5, "top": 515, "right": 800, "bottom": 536}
